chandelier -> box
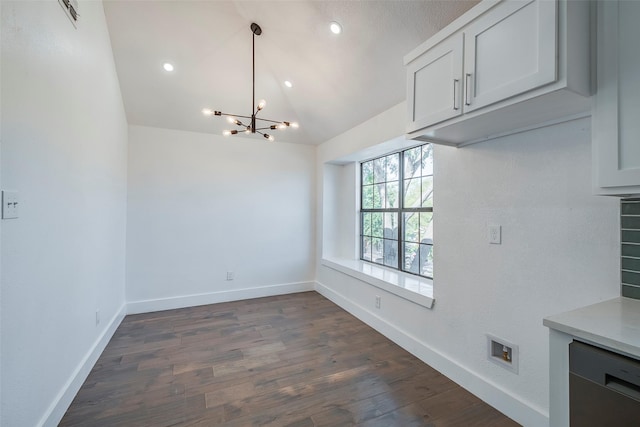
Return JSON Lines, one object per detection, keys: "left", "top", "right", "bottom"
{"left": 202, "top": 23, "right": 298, "bottom": 141}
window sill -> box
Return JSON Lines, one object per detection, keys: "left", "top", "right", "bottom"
{"left": 321, "top": 257, "right": 434, "bottom": 309}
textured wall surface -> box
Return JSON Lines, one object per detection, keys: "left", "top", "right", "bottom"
{"left": 1, "top": 1, "right": 128, "bottom": 425}
{"left": 317, "top": 107, "right": 620, "bottom": 425}
{"left": 126, "top": 125, "right": 316, "bottom": 305}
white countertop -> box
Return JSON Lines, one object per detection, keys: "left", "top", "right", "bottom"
{"left": 543, "top": 297, "right": 640, "bottom": 358}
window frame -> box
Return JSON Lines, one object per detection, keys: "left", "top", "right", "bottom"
{"left": 359, "top": 143, "right": 433, "bottom": 279}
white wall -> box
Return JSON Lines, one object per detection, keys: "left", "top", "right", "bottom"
{"left": 1, "top": 1, "right": 128, "bottom": 426}
{"left": 322, "top": 163, "right": 358, "bottom": 260}
{"left": 316, "top": 104, "right": 620, "bottom": 426}
{"left": 0, "top": 5, "right": 3, "bottom": 422}
{"left": 126, "top": 126, "right": 316, "bottom": 311}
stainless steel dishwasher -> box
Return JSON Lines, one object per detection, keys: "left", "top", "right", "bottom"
{"left": 569, "top": 341, "right": 640, "bottom": 426}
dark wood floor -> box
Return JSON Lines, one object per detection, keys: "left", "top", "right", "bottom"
{"left": 60, "top": 292, "right": 520, "bottom": 426}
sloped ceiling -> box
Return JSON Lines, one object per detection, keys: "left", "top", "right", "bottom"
{"left": 103, "top": 0, "right": 478, "bottom": 145}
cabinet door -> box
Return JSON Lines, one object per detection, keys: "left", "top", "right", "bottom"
{"left": 463, "top": 0, "right": 557, "bottom": 113}
{"left": 407, "top": 33, "right": 463, "bottom": 133}
{"left": 594, "top": 0, "right": 640, "bottom": 193}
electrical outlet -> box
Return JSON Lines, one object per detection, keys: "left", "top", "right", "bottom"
{"left": 226, "top": 271, "right": 234, "bottom": 281}
{"left": 488, "top": 225, "right": 501, "bottom": 244}
{"left": 95, "top": 310, "right": 100, "bottom": 326}
{"left": 375, "top": 295, "right": 381, "bottom": 309}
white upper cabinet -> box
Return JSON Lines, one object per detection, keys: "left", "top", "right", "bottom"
{"left": 405, "top": 0, "right": 591, "bottom": 146}
{"left": 407, "top": 33, "right": 463, "bottom": 132}
{"left": 593, "top": 1, "right": 640, "bottom": 196}
{"left": 463, "top": 0, "right": 556, "bottom": 113}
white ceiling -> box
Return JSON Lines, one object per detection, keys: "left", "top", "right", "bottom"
{"left": 103, "top": 0, "right": 478, "bottom": 145}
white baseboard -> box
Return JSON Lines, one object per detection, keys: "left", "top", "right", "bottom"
{"left": 40, "top": 303, "right": 126, "bottom": 427}
{"left": 127, "top": 281, "right": 316, "bottom": 314}
{"left": 314, "top": 281, "right": 549, "bottom": 427}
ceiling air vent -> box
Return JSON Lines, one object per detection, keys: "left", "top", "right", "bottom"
{"left": 59, "top": 0, "right": 79, "bottom": 28}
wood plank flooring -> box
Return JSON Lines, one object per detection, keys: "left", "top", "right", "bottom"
{"left": 60, "top": 292, "right": 520, "bottom": 426}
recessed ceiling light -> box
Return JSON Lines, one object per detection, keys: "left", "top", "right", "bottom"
{"left": 163, "top": 62, "right": 174, "bottom": 72}
{"left": 330, "top": 21, "right": 342, "bottom": 35}
{"left": 284, "top": 80, "right": 293, "bottom": 88}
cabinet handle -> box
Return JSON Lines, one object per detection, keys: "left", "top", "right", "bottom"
{"left": 465, "top": 73, "right": 472, "bottom": 106}
{"left": 606, "top": 375, "right": 640, "bottom": 401}
{"left": 453, "top": 79, "right": 459, "bottom": 110}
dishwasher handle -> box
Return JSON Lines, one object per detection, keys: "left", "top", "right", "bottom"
{"left": 606, "top": 375, "right": 640, "bottom": 402}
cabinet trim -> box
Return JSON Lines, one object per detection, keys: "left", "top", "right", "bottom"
{"left": 593, "top": 0, "right": 640, "bottom": 194}
{"left": 404, "top": 0, "right": 499, "bottom": 66}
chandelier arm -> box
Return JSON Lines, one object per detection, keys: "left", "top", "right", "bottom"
{"left": 216, "top": 112, "right": 253, "bottom": 121}
{"left": 255, "top": 117, "right": 286, "bottom": 125}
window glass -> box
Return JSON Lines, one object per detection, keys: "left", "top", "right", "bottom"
{"left": 360, "top": 144, "right": 433, "bottom": 279}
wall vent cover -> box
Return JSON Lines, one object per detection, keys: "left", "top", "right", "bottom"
{"left": 58, "top": 0, "right": 79, "bottom": 28}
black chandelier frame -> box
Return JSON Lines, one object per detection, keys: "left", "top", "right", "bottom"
{"left": 208, "top": 23, "right": 296, "bottom": 141}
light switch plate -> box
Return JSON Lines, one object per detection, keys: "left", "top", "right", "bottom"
{"left": 488, "top": 225, "right": 501, "bottom": 244}
{"left": 2, "top": 191, "right": 19, "bottom": 219}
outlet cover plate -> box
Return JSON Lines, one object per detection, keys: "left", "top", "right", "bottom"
{"left": 488, "top": 225, "right": 501, "bottom": 244}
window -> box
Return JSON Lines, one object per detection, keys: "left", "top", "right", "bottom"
{"left": 360, "top": 143, "right": 433, "bottom": 279}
